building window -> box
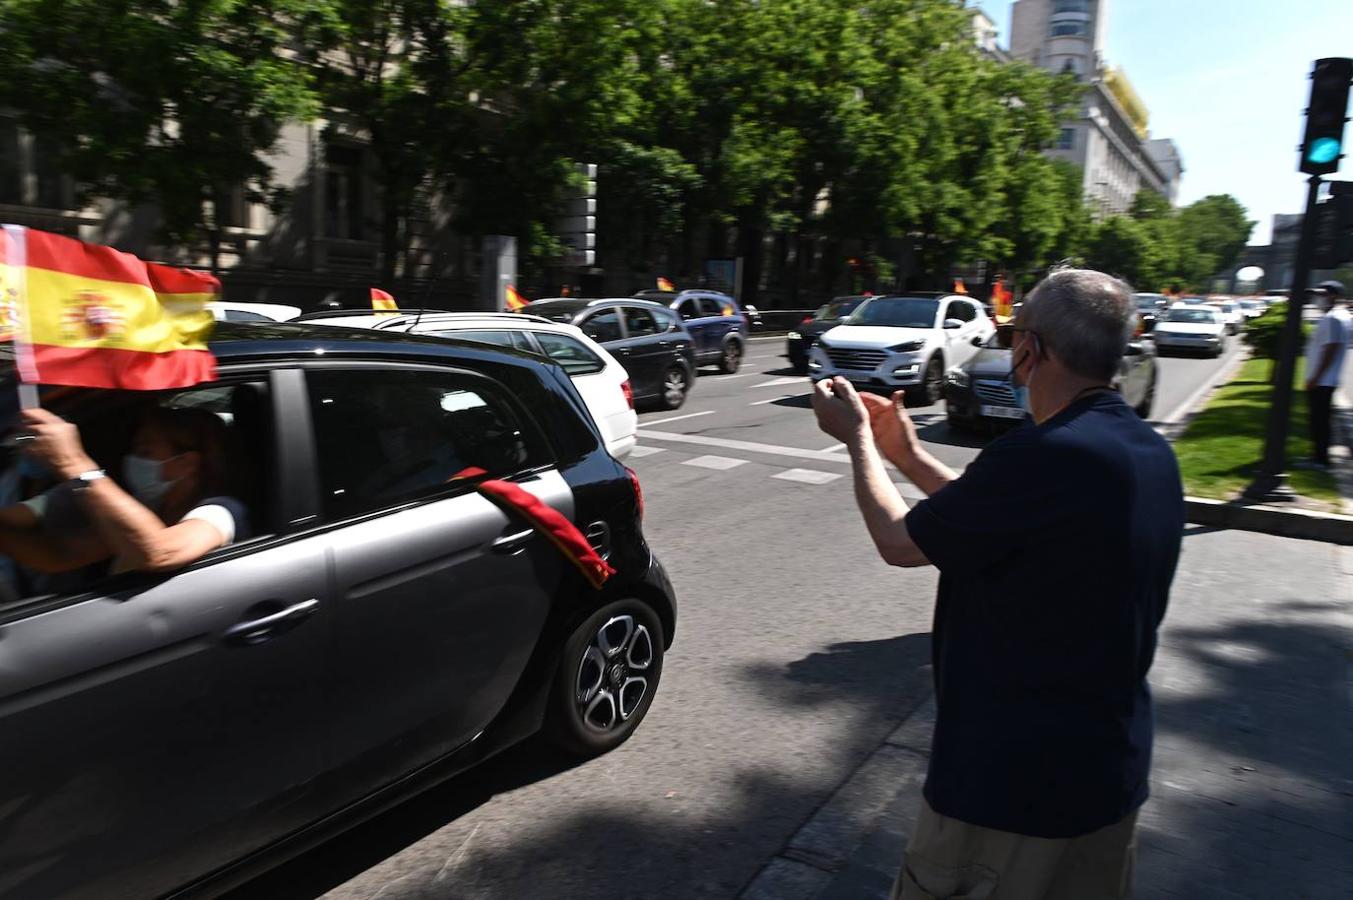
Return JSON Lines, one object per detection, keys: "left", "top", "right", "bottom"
{"left": 325, "top": 145, "right": 366, "bottom": 240}
{"left": 1053, "top": 0, "right": 1091, "bottom": 13}
{"left": 1050, "top": 21, "right": 1088, "bottom": 37}
{"left": 1057, "top": 128, "right": 1076, "bottom": 150}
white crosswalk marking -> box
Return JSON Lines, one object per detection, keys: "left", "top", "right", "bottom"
{"left": 750, "top": 377, "right": 805, "bottom": 389}
{"left": 773, "top": 469, "right": 843, "bottom": 485}
{"left": 628, "top": 445, "right": 666, "bottom": 458}
{"left": 681, "top": 455, "right": 749, "bottom": 471}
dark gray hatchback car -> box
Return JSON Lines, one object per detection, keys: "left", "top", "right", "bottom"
{"left": 0, "top": 323, "right": 676, "bottom": 899}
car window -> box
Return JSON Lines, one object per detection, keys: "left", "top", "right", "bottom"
{"left": 655, "top": 308, "right": 682, "bottom": 332}
{"left": 623, "top": 307, "right": 661, "bottom": 337}
{"left": 945, "top": 302, "right": 977, "bottom": 323}
{"left": 697, "top": 297, "right": 724, "bottom": 317}
{"left": 428, "top": 328, "right": 533, "bottom": 352}
{"left": 847, "top": 297, "right": 940, "bottom": 328}
{"left": 532, "top": 332, "right": 607, "bottom": 376}
{"left": 1165, "top": 308, "right": 1218, "bottom": 324}
{"left": 675, "top": 299, "right": 699, "bottom": 320}
{"left": 223, "top": 309, "right": 273, "bottom": 322}
{"left": 716, "top": 298, "right": 737, "bottom": 317}
{"left": 306, "top": 369, "right": 541, "bottom": 521}
{"left": 0, "top": 380, "right": 272, "bottom": 605}
{"left": 578, "top": 310, "right": 622, "bottom": 343}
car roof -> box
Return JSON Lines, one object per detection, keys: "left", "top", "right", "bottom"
{"left": 301, "top": 310, "right": 559, "bottom": 330}
{"left": 525, "top": 297, "right": 672, "bottom": 314}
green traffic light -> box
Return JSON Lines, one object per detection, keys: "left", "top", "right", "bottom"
{"left": 1308, "top": 136, "right": 1342, "bottom": 164}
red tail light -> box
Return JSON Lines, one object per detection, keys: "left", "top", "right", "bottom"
{"left": 626, "top": 466, "right": 644, "bottom": 522}
{"left": 621, "top": 380, "right": 634, "bottom": 409}
{"left": 801, "top": 317, "right": 814, "bottom": 325}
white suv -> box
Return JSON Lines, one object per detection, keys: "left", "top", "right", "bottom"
{"left": 299, "top": 310, "right": 638, "bottom": 459}
{"left": 807, "top": 293, "right": 995, "bottom": 404}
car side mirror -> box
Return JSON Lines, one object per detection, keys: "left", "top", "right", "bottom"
{"left": 943, "top": 318, "right": 963, "bottom": 330}
{"left": 1124, "top": 341, "right": 1144, "bottom": 357}
{"left": 970, "top": 336, "right": 984, "bottom": 348}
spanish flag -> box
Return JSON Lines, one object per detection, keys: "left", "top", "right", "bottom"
{"left": 505, "top": 284, "right": 528, "bottom": 312}
{"left": 371, "top": 287, "right": 398, "bottom": 311}
{"left": 656, "top": 277, "right": 675, "bottom": 292}
{"left": 0, "top": 225, "right": 216, "bottom": 390}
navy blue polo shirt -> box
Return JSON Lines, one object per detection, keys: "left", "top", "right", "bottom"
{"left": 905, "top": 391, "right": 1183, "bottom": 838}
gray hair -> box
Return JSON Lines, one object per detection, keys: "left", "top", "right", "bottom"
{"left": 1018, "top": 268, "right": 1135, "bottom": 382}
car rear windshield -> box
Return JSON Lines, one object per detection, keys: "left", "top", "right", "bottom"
{"left": 1166, "top": 308, "right": 1217, "bottom": 324}
{"left": 819, "top": 298, "right": 864, "bottom": 320}
{"left": 1134, "top": 295, "right": 1164, "bottom": 309}
{"left": 846, "top": 297, "right": 938, "bottom": 328}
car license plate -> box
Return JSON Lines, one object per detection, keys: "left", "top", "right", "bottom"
{"left": 980, "top": 404, "right": 1025, "bottom": 420}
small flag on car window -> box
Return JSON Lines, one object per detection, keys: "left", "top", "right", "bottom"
{"left": 656, "top": 277, "right": 675, "bottom": 292}
{"left": 371, "top": 287, "right": 398, "bottom": 311}
{"left": 505, "top": 284, "right": 528, "bottom": 312}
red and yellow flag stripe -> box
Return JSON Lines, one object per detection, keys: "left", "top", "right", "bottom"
{"left": 505, "top": 284, "right": 528, "bottom": 312}
{"left": 371, "top": 287, "right": 398, "bottom": 311}
{"left": 0, "top": 226, "right": 216, "bottom": 390}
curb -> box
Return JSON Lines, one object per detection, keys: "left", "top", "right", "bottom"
{"left": 1184, "top": 496, "right": 1353, "bottom": 544}
{"left": 1153, "top": 345, "right": 1250, "bottom": 441}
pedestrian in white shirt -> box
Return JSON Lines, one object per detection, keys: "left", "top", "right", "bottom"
{"left": 1302, "top": 280, "right": 1350, "bottom": 469}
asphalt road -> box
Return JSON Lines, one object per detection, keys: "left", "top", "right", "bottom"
{"left": 233, "top": 333, "right": 1246, "bottom": 900}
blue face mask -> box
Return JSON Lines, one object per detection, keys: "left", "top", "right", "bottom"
{"left": 1013, "top": 384, "right": 1031, "bottom": 413}
{"left": 1008, "top": 332, "right": 1038, "bottom": 414}
{"left": 17, "top": 454, "right": 50, "bottom": 482}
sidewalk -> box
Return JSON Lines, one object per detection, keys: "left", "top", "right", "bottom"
{"left": 741, "top": 530, "right": 1353, "bottom": 900}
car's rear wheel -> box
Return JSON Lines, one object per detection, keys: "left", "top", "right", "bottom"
{"left": 1135, "top": 376, "right": 1156, "bottom": 419}
{"left": 660, "top": 366, "right": 689, "bottom": 410}
{"left": 546, "top": 599, "right": 665, "bottom": 757}
{"left": 718, "top": 339, "right": 743, "bottom": 374}
{"left": 946, "top": 409, "right": 969, "bottom": 432}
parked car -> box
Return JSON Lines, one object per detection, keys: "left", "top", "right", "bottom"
{"left": 945, "top": 323, "right": 1158, "bottom": 430}
{"left": 1207, "top": 300, "right": 1244, "bottom": 335}
{"left": 301, "top": 309, "right": 640, "bottom": 458}
{"left": 522, "top": 298, "right": 698, "bottom": 411}
{"left": 807, "top": 293, "right": 995, "bottom": 405}
{"left": 0, "top": 322, "right": 676, "bottom": 900}
{"left": 1238, "top": 297, "right": 1268, "bottom": 320}
{"left": 787, "top": 296, "right": 869, "bottom": 373}
{"left": 207, "top": 301, "right": 301, "bottom": 323}
{"left": 1152, "top": 304, "right": 1227, "bottom": 356}
{"left": 633, "top": 289, "right": 749, "bottom": 373}
{"left": 742, "top": 304, "right": 766, "bottom": 331}
{"left": 1132, "top": 293, "right": 1168, "bottom": 333}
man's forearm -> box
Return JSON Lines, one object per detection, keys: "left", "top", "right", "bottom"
{"left": 850, "top": 437, "right": 928, "bottom": 567}
{"left": 883, "top": 444, "right": 956, "bottom": 497}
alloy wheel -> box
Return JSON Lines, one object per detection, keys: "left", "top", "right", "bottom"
{"left": 574, "top": 615, "right": 655, "bottom": 733}
{"left": 663, "top": 368, "right": 688, "bottom": 408}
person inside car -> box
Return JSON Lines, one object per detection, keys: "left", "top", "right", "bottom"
{"left": 0, "top": 404, "right": 248, "bottom": 579}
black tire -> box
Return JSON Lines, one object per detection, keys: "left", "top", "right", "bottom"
{"left": 718, "top": 339, "right": 743, "bottom": 374}
{"left": 792, "top": 360, "right": 809, "bottom": 375}
{"left": 1134, "top": 377, "right": 1156, "bottom": 419}
{"left": 917, "top": 355, "right": 943, "bottom": 406}
{"left": 545, "top": 599, "right": 666, "bottom": 757}
{"left": 659, "top": 366, "right": 690, "bottom": 410}
{"left": 946, "top": 409, "right": 969, "bottom": 433}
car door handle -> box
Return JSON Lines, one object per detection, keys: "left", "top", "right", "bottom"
{"left": 224, "top": 598, "right": 320, "bottom": 646}
{"left": 490, "top": 528, "right": 535, "bottom": 553}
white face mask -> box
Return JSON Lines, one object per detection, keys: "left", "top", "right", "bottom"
{"left": 122, "top": 454, "right": 180, "bottom": 508}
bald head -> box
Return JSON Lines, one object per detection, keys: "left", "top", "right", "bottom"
{"left": 1018, "top": 269, "right": 1135, "bottom": 382}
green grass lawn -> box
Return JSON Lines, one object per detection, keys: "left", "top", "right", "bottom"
{"left": 1173, "top": 357, "right": 1341, "bottom": 507}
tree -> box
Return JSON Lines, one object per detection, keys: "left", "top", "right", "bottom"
{"left": 0, "top": 0, "right": 320, "bottom": 256}
{"left": 1084, "top": 216, "right": 1162, "bottom": 289}
{"left": 1177, "top": 194, "right": 1254, "bottom": 287}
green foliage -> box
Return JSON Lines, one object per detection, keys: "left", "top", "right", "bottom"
{"left": 0, "top": 0, "right": 321, "bottom": 245}
{"left": 1242, "top": 303, "right": 1288, "bottom": 360}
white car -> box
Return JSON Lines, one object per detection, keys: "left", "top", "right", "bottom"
{"left": 299, "top": 310, "right": 638, "bottom": 459}
{"left": 1238, "top": 298, "right": 1268, "bottom": 320}
{"left": 807, "top": 293, "right": 995, "bottom": 404}
{"left": 1206, "top": 301, "right": 1243, "bottom": 335}
{"left": 1152, "top": 304, "right": 1227, "bottom": 357}
{"left": 207, "top": 301, "right": 301, "bottom": 323}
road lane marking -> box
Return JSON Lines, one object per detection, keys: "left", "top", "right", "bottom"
{"left": 750, "top": 377, "right": 804, "bottom": 389}
{"left": 682, "top": 455, "right": 749, "bottom": 470}
{"left": 774, "top": 469, "right": 844, "bottom": 485}
{"left": 749, "top": 394, "right": 805, "bottom": 406}
{"left": 641, "top": 410, "right": 716, "bottom": 427}
{"left": 1154, "top": 343, "right": 1248, "bottom": 437}
{"left": 639, "top": 429, "right": 851, "bottom": 462}
{"left": 707, "top": 372, "right": 755, "bottom": 380}
{"left": 819, "top": 442, "right": 847, "bottom": 453}
{"left": 628, "top": 445, "right": 666, "bottom": 457}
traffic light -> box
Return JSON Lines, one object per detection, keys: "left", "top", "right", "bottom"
{"left": 1312, "top": 182, "right": 1353, "bottom": 268}
{"left": 1300, "top": 58, "right": 1352, "bottom": 175}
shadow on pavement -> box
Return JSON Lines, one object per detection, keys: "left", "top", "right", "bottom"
{"left": 234, "top": 635, "right": 936, "bottom": 900}
{"left": 914, "top": 419, "right": 990, "bottom": 450}
{"left": 223, "top": 738, "right": 585, "bottom": 900}
{"left": 1139, "top": 613, "right": 1353, "bottom": 897}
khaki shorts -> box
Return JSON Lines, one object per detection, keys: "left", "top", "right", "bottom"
{"left": 891, "top": 800, "right": 1138, "bottom": 900}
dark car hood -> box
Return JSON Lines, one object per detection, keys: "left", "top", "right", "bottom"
{"left": 960, "top": 346, "right": 1012, "bottom": 379}
{"left": 797, "top": 319, "right": 844, "bottom": 338}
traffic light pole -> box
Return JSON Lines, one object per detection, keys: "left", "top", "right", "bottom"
{"left": 1246, "top": 174, "right": 1324, "bottom": 501}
